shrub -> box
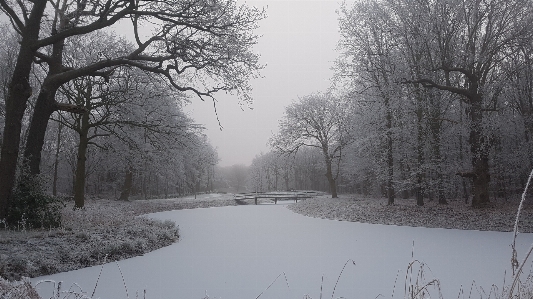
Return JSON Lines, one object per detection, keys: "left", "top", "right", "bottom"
{"left": 6, "top": 174, "right": 64, "bottom": 229}
{"left": 0, "top": 276, "right": 41, "bottom": 299}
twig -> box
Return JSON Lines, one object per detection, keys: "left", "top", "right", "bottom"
{"left": 116, "top": 261, "right": 130, "bottom": 299}
{"left": 331, "top": 259, "right": 356, "bottom": 299}
{"left": 509, "top": 168, "right": 533, "bottom": 298}
{"left": 255, "top": 272, "right": 289, "bottom": 299}
{"left": 92, "top": 255, "right": 107, "bottom": 297}
{"left": 320, "top": 275, "right": 324, "bottom": 299}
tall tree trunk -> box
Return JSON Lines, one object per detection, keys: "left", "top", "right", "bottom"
{"left": 284, "top": 167, "right": 290, "bottom": 191}
{"left": 24, "top": 87, "right": 58, "bottom": 175}
{"left": 459, "top": 100, "right": 469, "bottom": 204}
{"left": 324, "top": 155, "right": 338, "bottom": 198}
{"left": 119, "top": 167, "right": 134, "bottom": 201}
{"left": 415, "top": 90, "right": 425, "bottom": 206}
{"left": 24, "top": 17, "right": 70, "bottom": 176}
{"left": 430, "top": 102, "right": 447, "bottom": 205}
{"left": 0, "top": 0, "right": 48, "bottom": 219}
{"left": 52, "top": 121, "right": 63, "bottom": 196}
{"left": 469, "top": 98, "right": 491, "bottom": 207}
{"left": 73, "top": 111, "right": 89, "bottom": 209}
{"left": 385, "top": 100, "right": 395, "bottom": 205}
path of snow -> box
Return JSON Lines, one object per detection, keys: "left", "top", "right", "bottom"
{"left": 33, "top": 204, "right": 533, "bottom": 299}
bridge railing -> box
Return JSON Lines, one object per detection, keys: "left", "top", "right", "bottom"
{"left": 234, "top": 190, "right": 324, "bottom": 204}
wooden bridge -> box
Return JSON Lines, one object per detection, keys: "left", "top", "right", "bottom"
{"left": 234, "top": 191, "right": 323, "bottom": 205}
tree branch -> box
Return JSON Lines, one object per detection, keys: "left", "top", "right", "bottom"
{"left": 55, "top": 102, "right": 87, "bottom": 114}
{"left": 402, "top": 78, "right": 475, "bottom": 100}
{"left": 0, "top": 0, "right": 24, "bottom": 31}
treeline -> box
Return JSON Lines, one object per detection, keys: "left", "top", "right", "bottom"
{"left": 248, "top": 149, "right": 330, "bottom": 193}
{"left": 257, "top": 0, "right": 533, "bottom": 206}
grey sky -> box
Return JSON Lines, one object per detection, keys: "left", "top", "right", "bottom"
{"left": 184, "top": 0, "right": 345, "bottom": 167}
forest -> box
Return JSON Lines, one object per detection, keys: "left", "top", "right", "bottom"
{"left": 1, "top": 0, "right": 533, "bottom": 230}
{"left": 0, "top": 0, "right": 264, "bottom": 227}
{"left": 251, "top": 0, "right": 533, "bottom": 207}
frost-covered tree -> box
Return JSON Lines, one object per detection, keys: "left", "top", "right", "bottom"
{"left": 337, "top": 0, "right": 533, "bottom": 207}
{"left": 271, "top": 92, "right": 354, "bottom": 198}
{"left": 397, "top": 0, "right": 533, "bottom": 206}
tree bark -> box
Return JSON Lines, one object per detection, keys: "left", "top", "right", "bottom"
{"left": 52, "top": 121, "right": 63, "bottom": 196}
{"left": 73, "top": 110, "right": 89, "bottom": 209}
{"left": 0, "top": 0, "right": 47, "bottom": 219}
{"left": 23, "top": 15, "right": 69, "bottom": 176}
{"left": 469, "top": 98, "right": 491, "bottom": 207}
{"left": 385, "top": 100, "right": 395, "bottom": 205}
{"left": 415, "top": 90, "right": 425, "bottom": 206}
{"left": 429, "top": 100, "right": 447, "bottom": 205}
{"left": 324, "top": 155, "right": 338, "bottom": 198}
{"left": 24, "top": 87, "right": 58, "bottom": 175}
{"left": 119, "top": 167, "right": 134, "bottom": 201}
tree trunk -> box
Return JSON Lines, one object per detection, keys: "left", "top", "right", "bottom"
{"left": 73, "top": 111, "right": 89, "bottom": 209}
{"left": 0, "top": 0, "right": 48, "bottom": 219}
{"left": 385, "top": 102, "right": 395, "bottom": 205}
{"left": 52, "top": 121, "right": 63, "bottom": 196}
{"left": 24, "top": 87, "right": 58, "bottom": 175}
{"left": 430, "top": 105, "right": 447, "bottom": 205}
{"left": 415, "top": 90, "right": 425, "bottom": 206}
{"left": 469, "top": 98, "right": 491, "bottom": 207}
{"left": 325, "top": 156, "right": 338, "bottom": 198}
{"left": 458, "top": 100, "right": 469, "bottom": 204}
{"left": 119, "top": 167, "right": 134, "bottom": 201}
{"left": 24, "top": 16, "right": 70, "bottom": 176}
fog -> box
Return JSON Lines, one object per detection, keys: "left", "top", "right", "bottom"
{"left": 185, "top": 0, "right": 346, "bottom": 167}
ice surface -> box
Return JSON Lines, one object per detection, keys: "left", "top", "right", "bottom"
{"left": 32, "top": 205, "right": 533, "bottom": 299}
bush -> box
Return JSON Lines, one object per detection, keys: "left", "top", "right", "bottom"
{"left": 6, "top": 174, "right": 64, "bottom": 229}
{"left": 0, "top": 276, "right": 41, "bottom": 299}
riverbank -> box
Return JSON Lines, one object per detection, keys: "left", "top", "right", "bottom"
{"left": 0, "top": 195, "right": 239, "bottom": 281}
{"left": 289, "top": 194, "right": 533, "bottom": 232}
{"left": 2, "top": 193, "right": 531, "bottom": 281}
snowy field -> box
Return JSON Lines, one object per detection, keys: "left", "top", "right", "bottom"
{"left": 31, "top": 204, "right": 533, "bottom": 299}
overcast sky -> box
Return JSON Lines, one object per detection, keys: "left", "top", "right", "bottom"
{"left": 184, "top": 0, "right": 347, "bottom": 167}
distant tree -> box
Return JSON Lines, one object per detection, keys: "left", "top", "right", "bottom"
{"left": 182, "top": 135, "right": 218, "bottom": 198}
{"left": 271, "top": 92, "right": 354, "bottom": 198}
{"left": 227, "top": 164, "right": 249, "bottom": 193}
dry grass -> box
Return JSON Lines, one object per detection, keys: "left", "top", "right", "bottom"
{"left": 0, "top": 276, "right": 41, "bottom": 299}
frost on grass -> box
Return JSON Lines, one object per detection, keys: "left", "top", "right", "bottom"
{"left": 0, "top": 199, "right": 184, "bottom": 281}
{"left": 289, "top": 195, "right": 533, "bottom": 232}
{"left": 0, "top": 276, "right": 40, "bottom": 299}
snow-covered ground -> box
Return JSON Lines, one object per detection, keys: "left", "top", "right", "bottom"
{"left": 32, "top": 204, "right": 533, "bottom": 299}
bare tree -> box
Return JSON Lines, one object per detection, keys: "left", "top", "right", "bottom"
{"left": 271, "top": 92, "right": 353, "bottom": 198}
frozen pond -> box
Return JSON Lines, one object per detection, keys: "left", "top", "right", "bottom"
{"left": 33, "top": 204, "right": 533, "bottom": 299}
